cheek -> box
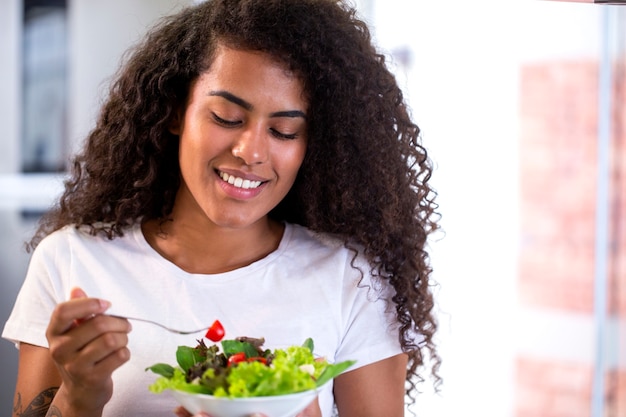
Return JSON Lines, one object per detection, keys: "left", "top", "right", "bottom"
{"left": 178, "top": 136, "right": 200, "bottom": 172}
{"left": 179, "top": 124, "right": 227, "bottom": 159}
{"left": 178, "top": 134, "right": 214, "bottom": 182}
{"left": 278, "top": 145, "right": 307, "bottom": 180}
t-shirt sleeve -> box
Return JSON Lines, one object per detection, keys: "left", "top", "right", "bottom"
{"left": 2, "top": 232, "right": 67, "bottom": 349}
{"left": 333, "top": 254, "right": 406, "bottom": 369}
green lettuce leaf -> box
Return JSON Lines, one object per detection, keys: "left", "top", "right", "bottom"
{"left": 315, "top": 360, "right": 357, "bottom": 387}
{"left": 221, "top": 340, "right": 260, "bottom": 358}
{"left": 147, "top": 338, "right": 356, "bottom": 398}
{"left": 176, "top": 346, "right": 204, "bottom": 372}
{"left": 149, "top": 368, "right": 207, "bottom": 394}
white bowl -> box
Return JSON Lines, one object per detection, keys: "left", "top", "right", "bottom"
{"left": 171, "top": 388, "right": 321, "bottom": 417}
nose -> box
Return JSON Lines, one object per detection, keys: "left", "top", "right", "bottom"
{"left": 231, "top": 124, "right": 269, "bottom": 165}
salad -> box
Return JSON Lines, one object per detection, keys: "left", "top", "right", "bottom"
{"left": 147, "top": 320, "right": 355, "bottom": 398}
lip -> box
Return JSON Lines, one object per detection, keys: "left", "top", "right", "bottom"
{"left": 215, "top": 169, "right": 268, "bottom": 199}
{"left": 217, "top": 168, "right": 267, "bottom": 183}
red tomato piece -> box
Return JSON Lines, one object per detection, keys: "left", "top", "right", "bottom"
{"left": 227, "top": 352, "right": 247, "bottom": 366}
{"left": 247, "top": 357, "right": 268, "bottom": 365}
{"left": 205, "top": 320, "right": 225, "bottom": 342}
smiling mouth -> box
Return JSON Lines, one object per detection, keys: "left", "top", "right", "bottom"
{"left": 218, "top": 171, "right": 263, "bottom": 189}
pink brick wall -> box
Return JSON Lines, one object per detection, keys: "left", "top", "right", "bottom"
{"left": 517, "top": 58, "right": 625, "bottom": 417}
{"left": 518, "top": 60, "right": 599, "bottom": 314}
{"left": 515, "top": 358, "right": 625, "bottom": 417}
{"left": 515, "top": 357, "right": 592, "bottom": 417}
{"left": 607, "top": 370, "right": 626, "bottom": 416}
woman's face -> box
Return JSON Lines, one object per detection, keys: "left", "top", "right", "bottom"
{"left": 171, "top": 45, "right": 308, "bottom": 230}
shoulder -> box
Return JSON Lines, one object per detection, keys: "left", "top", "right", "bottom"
{"left": 283, "top": 223, "right": 376, "bottom": 285}
{"left": 33, "top": 225, "right": 83, "bottom": 254}
{"left": 286, "top": 223, "right": 346, "bottom": 251}
{"left": 33, "top": 223, "right": 138, "bottom": 258}
{"left": 284, "top": 223, "right": 365, "bottom": 267}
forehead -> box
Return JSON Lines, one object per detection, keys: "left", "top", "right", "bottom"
{"left": 193, "top": 45, "right": 308, "bottom": 109}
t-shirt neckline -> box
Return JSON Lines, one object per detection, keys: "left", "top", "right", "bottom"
{"left": 131, "top": 222, "right": 294, "bottom": 279}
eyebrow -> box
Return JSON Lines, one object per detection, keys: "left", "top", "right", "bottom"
{"left": 208, "top": 90, "right": 306, "bottom": 119}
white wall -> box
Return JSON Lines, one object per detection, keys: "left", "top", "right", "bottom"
{"left": 0, "top": 0, "right": 192, "bottom": 209}
{"left": 0, "top": 1, "right": 192, "bottom": 414}
{"left": 0, "top": 0, "right": 21, "bottom": 174}
{"left": 67, "top": 0, "right": 191, "bottom": 154}
{"left": 378, "top": 3, "right": 520, "bottom": 415}
{"left": 364, "top": 1, "right": 605, "bottom": 417}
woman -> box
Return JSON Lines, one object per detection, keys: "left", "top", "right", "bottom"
{"left": 2, "top": 0, "right": 441, "bottom": 416}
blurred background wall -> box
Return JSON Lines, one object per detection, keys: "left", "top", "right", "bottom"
{"left": 0, "top": 0, "right": 192, "bottom": 412}
{"left": 0, "top": 1, "right": 624, "bottom": 416}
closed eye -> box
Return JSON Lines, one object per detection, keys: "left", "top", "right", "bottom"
{"left": 212, "top": 112, "right": 240, "bottom": 127}
{"left": 270, "top": 128, "right": 298, "bottom": 140}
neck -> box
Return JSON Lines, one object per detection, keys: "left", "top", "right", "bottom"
{"left": 142, "top": 216, "right": 284, "bottom": 274}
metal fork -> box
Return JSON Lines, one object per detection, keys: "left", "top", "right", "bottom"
{"left": 110, "top": 315, "right": 209, "bottom": 335}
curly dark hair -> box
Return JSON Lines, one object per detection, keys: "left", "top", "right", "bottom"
{"left": 29, "top": 0, "right": 441, "bottom": 405}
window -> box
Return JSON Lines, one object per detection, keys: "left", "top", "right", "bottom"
{"left": 21, "top": 0, "right": 67, "bottom": 172}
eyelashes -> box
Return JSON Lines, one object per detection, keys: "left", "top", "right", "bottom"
{"left": 269, "top": 128, "right": 297, "bottom": 140}
{"left": 212, "top": 112, "right": 240, "bottom": 127}
{"left": 211, "top": 112, "right": 299, "bottom": 140}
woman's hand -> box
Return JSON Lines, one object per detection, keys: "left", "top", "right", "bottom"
{"left": 296, "top": 398, "right": 322, "bottom": 417}
{"left": 174, "top": 408, "right": 265, "bottom": 417}
{"left": 45, "top": 287, "right": 132, "bottom": 414}
{"left": 174, "top": 408, "right": 266, "bottom": 417}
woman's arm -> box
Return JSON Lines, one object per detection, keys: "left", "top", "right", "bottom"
{"left": 11, "top": 288, "right": 132, "bottom": 417}
{"left": 13, "top": 343, "right": 61, "bottom": 417}
{"left": 333, "top": 353, "right": 408, "bottom": 417}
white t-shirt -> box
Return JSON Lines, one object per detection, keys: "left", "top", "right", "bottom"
{"left": 3, "top": 222, "right": 403, "bottom": 416}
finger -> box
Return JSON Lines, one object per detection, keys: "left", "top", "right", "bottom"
{"left": 74, "top": 325, "right": 130, "bottom": 364}
{"left": 63, "top": 342, "right": 131, "bottom": 386}
{"left": 174, "top": 406, "right": 192, "bottom": 417}
{"left": 296, "top": 397, "right": 321, "bottom": 417}
{"left": 174, "top": 407, "right": 210, "bottom": 417}
{"left": 69, "top": 314, "right": 132, "bottom": 344}
{"left": 70, "top": 287, "right": 98, "bottom": 327}
{"left": 70, "top": 286, "right": 88, "bottom": 299}
{"left": 49, "top": 315, "right": 131, "bottom": 364}
{"left": 48, "top": 295, "right": 112, "bottom": 337}
{"left": 54, "top": 324, "right": 131, "bottom": 386}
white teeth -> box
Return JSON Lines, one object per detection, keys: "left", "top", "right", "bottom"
{"left": 219, "top": 172, "right": 262, "bottom": 189}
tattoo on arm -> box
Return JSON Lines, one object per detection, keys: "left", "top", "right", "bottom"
{"left": 13, "top": 387, "right": 59, "bottom": 417}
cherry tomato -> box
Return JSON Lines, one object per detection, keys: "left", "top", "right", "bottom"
{"left": 247, "top": 357, "right": 268, "bottom": 365}
{"left": 205, "top": 320, "right": 225, "bottom": 342}
{"left": 227, "top": 352, "right": 247, "bottom": 366}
